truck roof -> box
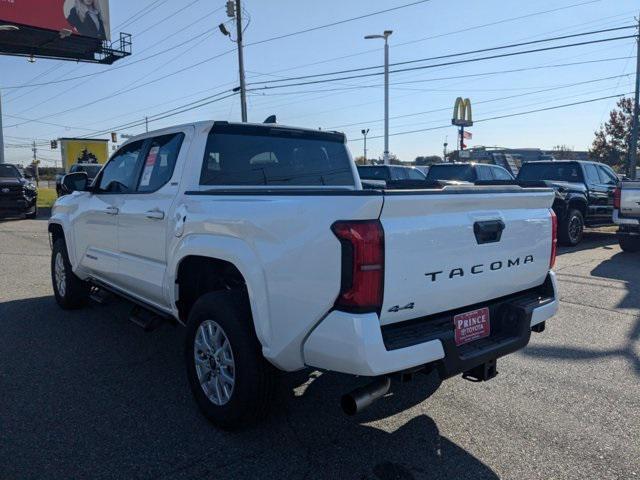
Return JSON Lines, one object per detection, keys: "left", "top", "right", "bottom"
{"left": 124, "top": 120, "right": 345, "bottom": 145}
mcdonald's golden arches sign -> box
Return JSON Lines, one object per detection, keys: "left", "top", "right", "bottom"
{"left": 452, "top": 97, "right": 473, "bottom": 127}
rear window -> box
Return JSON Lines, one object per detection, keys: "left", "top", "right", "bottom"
{"left": 200, "top": 126, "right": 354, "bottom": 187}
{"left": 357, "top": 166, "right": 390, "bottom": 181}
{"left": 518, "top": 162, "right": 583, "bottom": 182}
{"left": 426, "top": 164, "right": 475, "bottom": 182}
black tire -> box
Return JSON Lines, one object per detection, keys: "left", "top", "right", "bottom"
{"left": 51, "top": 238, "right": 90, "bottom": 309}
{"left": 619, "top": 235, "right": 640, "bottom": 253}
{"left": 558, "top": 209, "right": 584, "bottom": 246}
{"left": 185, "top": 290, "right": 276, "bottom": 430}
{"left": 25, "top": 204, "right": 38, "bottom": 219}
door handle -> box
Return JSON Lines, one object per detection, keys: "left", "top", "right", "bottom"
{"left": 145, "top": 209, "right": 165, "bottom": 220}
{"left": 105, "top": 206, "right": 119, "bottom": 215}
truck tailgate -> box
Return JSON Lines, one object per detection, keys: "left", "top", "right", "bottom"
{"left": 378, "top": 187, "right": 555, "bottom": 325}
{"left": 620, "top": 181, "right": 640, "bottom": 218}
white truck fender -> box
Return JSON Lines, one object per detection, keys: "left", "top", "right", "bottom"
{"left": 167, "top": 233, "right": 272, "bottom": 355}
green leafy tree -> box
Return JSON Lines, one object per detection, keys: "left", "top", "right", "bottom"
{"left": 591, "top": 97, "right": 638, "bottom": 172}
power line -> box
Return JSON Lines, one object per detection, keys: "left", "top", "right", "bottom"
{"left": 350, "top": 92, "right": 634, "bottom": 141}
{"left": 112, "top": 0, "right": 169, "bottom": 31}
{"left": 244, "top": 0, "right": 432, "bottom": 47}
{"left": 247, "top": 25, "right": 636, "bottom": 86}
{"left": 245, "top": 34, "right": 638, "bottom": 92}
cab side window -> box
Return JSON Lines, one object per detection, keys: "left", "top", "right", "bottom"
{"left": 491, "top": 166, "right": 513, "bottom": 180}
{"left": 584, "top": 164, "right": 601, "bottom": 185}
{"left": 476, "top": 165, "right": 493, "bottom": 181}
{"left": 596, "top": 165, "right": 618, "bottom": 185}
{"left": 96, "top": 141, "right": 145, "bottom": 193}
{"left": 136, "top": 133, "right": 184, "bottom": 193}
{"left": 406, "top": 168, "right": 425, "bottom": 180}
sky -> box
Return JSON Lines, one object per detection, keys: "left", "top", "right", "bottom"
{"left": 0, "top": 0, "right": 638, "bottom": 167}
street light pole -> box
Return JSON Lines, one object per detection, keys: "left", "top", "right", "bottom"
{"left": 361, "top": 128, "right": 369, "bottom": 164}
{"left": 365, "top": 30, "right": 392, "bottom": 165}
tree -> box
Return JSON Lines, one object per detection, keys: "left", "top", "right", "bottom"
{"left": 354, "top": 156, "right": 367, "bottom": 165}
{"left": 552, "top": 145, "right": 574, "bottom": 160}
{"left": 591, "top": 97, "right": 638, "bottom": 172}
{"left": 415, "top": 155, "right": 443, "bottom": 165}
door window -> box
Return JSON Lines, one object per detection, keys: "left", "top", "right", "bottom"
{"left": 136, "top": 133, "right": 185, "bottom": 193}
{"left": 406, "top": 168, "right": 426, "bottom": 180}
{"left": 476, "top": 165, "right": 493, "bottom": 181}
{"left": 596, "top": 165, "right": 618, "bottom": 185}
{"left": 392, "top": 167, "right": 408, "bottom": 180}
{"left": 96, "top": 141, "right": 145, "bottom": 193}
{"left": 491, "top": 166, "right": 513, "bottom": 180}
{"left": 584, "top": 164, "right": 601, "bottom": 185}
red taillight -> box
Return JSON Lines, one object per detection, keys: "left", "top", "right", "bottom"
{"left": 332, "top": 220, "right": 384, "bottom": 313}
{"left": 613, "top": 187, "right": 621, "bottom": 210}
{"left": 550, "top": 209, "right": 557, "bottom": 269}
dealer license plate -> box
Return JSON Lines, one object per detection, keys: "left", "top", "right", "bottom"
{"left": 453, "top": 307, "right": 490, "bottom": 346}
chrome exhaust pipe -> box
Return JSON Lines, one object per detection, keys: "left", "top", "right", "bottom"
{"left": 341, "top": 376, "right": 391, "bottom": 415}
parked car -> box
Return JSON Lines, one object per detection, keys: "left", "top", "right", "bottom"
{"left": 426, "top": 162, "right": 515, "bottom": 182}
{"left": 50, "top": 121, "right": 558, "bottom": 429}
{"left": 613, "top": 181, "right": 640, "bottom": 252}
{"left": 357, "top": 165, "right": 426, "bottom": 182}
{"left": 56, "top": 163, "right": 102, "bottom": 197}
{"left": 0, "top": 163, "right": 38, "bottom": 219}
{"left": 517, "top": 160, "right": 619, "bottom": 246}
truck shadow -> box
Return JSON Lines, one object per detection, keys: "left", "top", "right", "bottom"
{"left": 0, "top": 295, "right": 498, "bottom": 480}
{"left": 557, "top": 229, "right": 617, "bottom": 255}
{"left": 524, "top": 251, "right": 640, "bottom": 378}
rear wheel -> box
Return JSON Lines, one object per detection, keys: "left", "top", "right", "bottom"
{"left": 619, "top": 235, "right": 640, "bottom": 253}
{"left": 185, "top": 290, "right": 276, "bottom": 429}
{"left": 558, "top": 209, "right": 584, "bottom": 246}
{"left": 51, "top": 238, "right": 89, "bottom": 309}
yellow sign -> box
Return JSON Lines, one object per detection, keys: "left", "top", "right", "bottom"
{"left": 59, "top": 138, "right": 109, "bottom": 172}
{"left": 452, "top": 97, "right": 473, "bottom": 127}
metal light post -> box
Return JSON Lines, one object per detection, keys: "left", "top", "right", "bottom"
{"left": 628, "top": 15, "right": 640, "bottom": 179}
{"left": 361, "top": 128, "right": 370, "bottom": 164}
{"left": 0, "top": 25, "right": 19, "bottom": 164}
{"left": 365, "top": 30, "right": 392, "bottom": 165}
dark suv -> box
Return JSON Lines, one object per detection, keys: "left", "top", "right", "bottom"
{"left": 517, "top": 160, "right": 619, "bottom": 246}
{"left": 357, "top": 165, "right": 426, "bottom": 182}
{"left": 0, "top": 164, "right": 38, "bottom": 219}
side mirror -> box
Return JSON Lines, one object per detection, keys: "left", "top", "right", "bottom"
{"left": 62, "top": 171, "right": 89, "bottom": 194}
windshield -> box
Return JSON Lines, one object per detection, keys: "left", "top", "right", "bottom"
{"left": 357, "top": 166, "right": 390, "bottom": 181}
{"left": 426, "top": 164, "right": 475, "bottom": 182}
{"left": 0, "top": 164, "right": 21, "bottom": 178}
{"left": 518, "top": 162, "right": 583, "bottom": 182}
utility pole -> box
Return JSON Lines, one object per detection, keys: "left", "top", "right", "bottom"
{"left": 443, "top": 137, "right": 448, "bottom": 161}
{"left": 145, "top": 116, "right": 149, "bottom": 133}
{"left": 235, "top": 0, "right": 248, "bottom": 122}
{"left": 31, "top": 140, "right": 39, "bottom": 183}
{"left": 361, "top": 128, "right": 369, "bottom": 165}
{"left": 628, "top": 14, "right": 640, "bottom": 180}
{"left": 0, "top": 89, "right": 4, "bottom": 164}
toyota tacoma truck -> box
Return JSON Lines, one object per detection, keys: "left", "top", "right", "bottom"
{"left": 614, "top": 181, "right": 640, "bottom": 252}
{"left": 49, "top": 121, "right": 559, "bottom": 429}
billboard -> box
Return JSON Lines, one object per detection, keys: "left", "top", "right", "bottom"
{"left": 0, "top": 0, "right": 110, "bottom": 40}
{"left": 59, "top": 138, "right": 109, "bottom": 172}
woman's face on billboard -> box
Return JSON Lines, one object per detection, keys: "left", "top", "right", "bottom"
{"left": 81, "top": 0, "right": 95, "bottom": 6}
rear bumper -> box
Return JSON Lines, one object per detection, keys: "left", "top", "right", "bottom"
{"left": 614, "top": 211, "right": 640, "bottom": 232}
{"left": 303, "top": 272, "right": 558, "bottom": 377}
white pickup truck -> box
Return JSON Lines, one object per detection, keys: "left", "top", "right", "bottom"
{"left": 614, "top": 181, "right": 640, "bottom": 252}
{"left": 49, "top": 121, "right": 559, "bottom": 429}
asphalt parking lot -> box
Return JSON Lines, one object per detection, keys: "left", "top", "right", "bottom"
{"left": 0, "top": 216, "right": 638, "bottom": 480}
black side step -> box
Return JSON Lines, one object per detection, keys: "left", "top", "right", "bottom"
{"left": 129, "top": 305, "right": 164, "bottom": 332}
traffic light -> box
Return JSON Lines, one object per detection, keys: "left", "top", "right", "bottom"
{"left": 50, "top": 140, "right": 58, "bottom": 150}
{"left": 111, "top": 132, "right": 117, "bottom": 143}
{"left": 226, "top": 0, "right": 235, "bottom": 18}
